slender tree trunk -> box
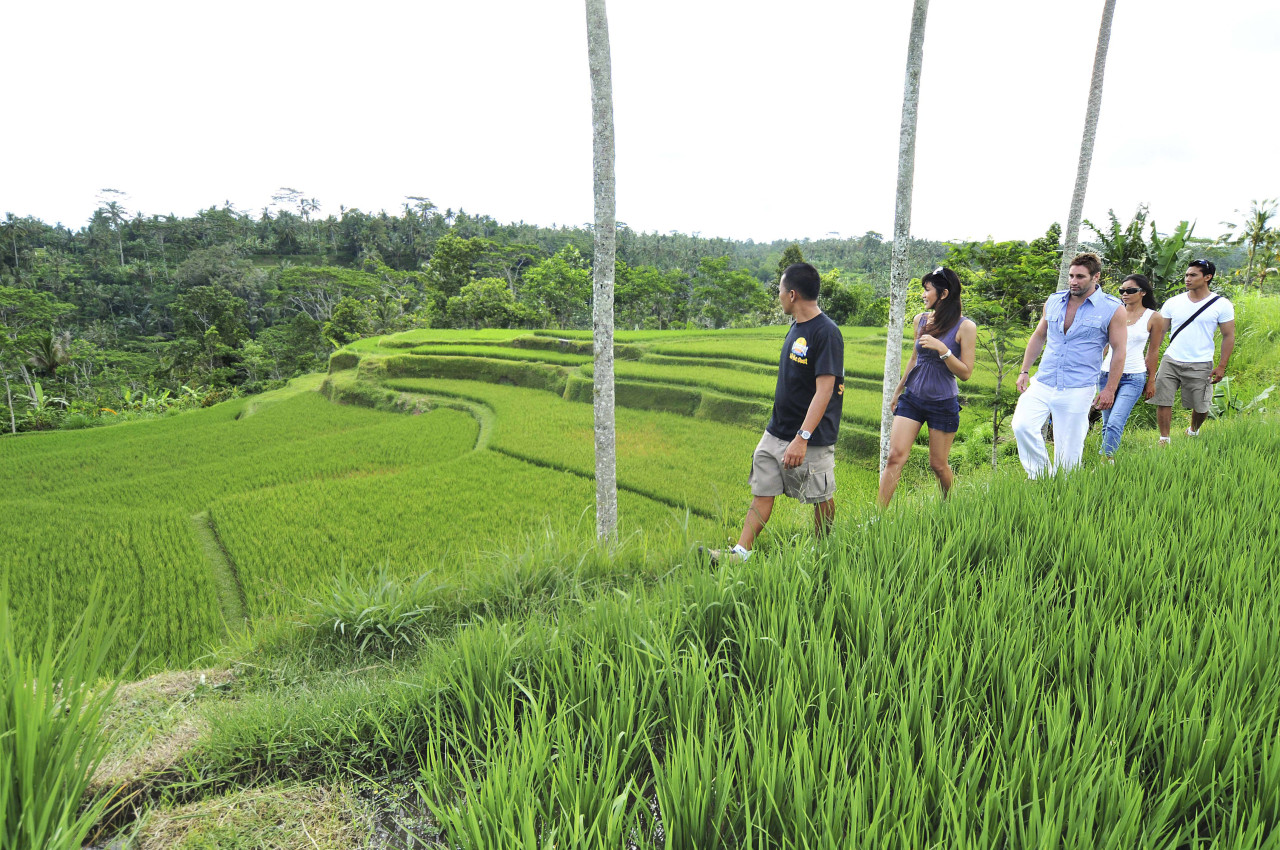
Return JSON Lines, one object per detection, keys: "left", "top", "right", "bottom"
{"left": 879, "top": 0, "right": 931, "bottom": 471}
{"left": 585, "top": 0, "right": 618, "bottom": 540}
{"left": 18, "top": 364, "right": 36, "bottom": 398}
{"left": 1056, "top": 0, "right": 1117, "bottom": 290}
{"left": 991, "top": 355, "right": 1004, "bottom": 470}
{"left": 4, "top": 373, "right": 15, "bottom": 434}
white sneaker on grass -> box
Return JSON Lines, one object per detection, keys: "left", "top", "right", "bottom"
{"left": 1185, "top": 427, "right": 1199, "bottom": 437}
{"left": 699, "top": 544, "right": 750, "bottom": 566}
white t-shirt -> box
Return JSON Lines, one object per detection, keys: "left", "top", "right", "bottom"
{"left": 1161, "top": 292, "right": 1234, "bottom": 363}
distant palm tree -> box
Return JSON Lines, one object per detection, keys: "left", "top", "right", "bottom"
{"left": 585, "top": 0, "right": 618, "bottom": 539}
{"left": 26, "top": 330, "right": 72, "bottom": 377}
{"left": 98, "top": 188, "right": 131, "bottom": 268}
{"left": 1220, "top": 198, "right": 1277, "bottom": 289}
{"left": 880, "top": 0, "right": 931, "bottom": 471}
{"left": 1056, "top": 0, "right": 1118, "bottom": 290}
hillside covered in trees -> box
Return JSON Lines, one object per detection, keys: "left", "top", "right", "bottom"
{"left": 1, "top": 194, "right": 1258, "bottom": 434}
{"left": 0, "top": 197, "right": 952, "bottom": 428}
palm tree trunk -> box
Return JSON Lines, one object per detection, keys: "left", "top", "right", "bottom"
{"left": 1056, "top": 0, "right": 1117, "bottom": 290}
{"left": 879, "top": 0, "right": 931, "bottom": 471}
{"left": 585, "top": 0, "right": 618, "bottom": 540}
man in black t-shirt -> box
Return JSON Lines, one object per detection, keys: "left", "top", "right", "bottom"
{"left": 704, "top": 262, "right": 845, "bottom": 565}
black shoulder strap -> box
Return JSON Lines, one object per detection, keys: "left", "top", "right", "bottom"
{"left": 1168, "top": 295, "right": 1221, "bottom": 345}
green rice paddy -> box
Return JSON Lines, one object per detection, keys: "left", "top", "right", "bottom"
{"left": 5, "top": 315, "right": 1279, "bottom": 848}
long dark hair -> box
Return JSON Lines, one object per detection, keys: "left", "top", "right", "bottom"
{"left": 1121, "top": 273, "right": 1159, "bottom": 311}
{"left": 921, "top": 266, "right": 962, "bottom": 336}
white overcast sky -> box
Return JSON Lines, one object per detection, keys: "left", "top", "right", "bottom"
{"left": 3, "top": 0, "right": 1277, "bottom": 244}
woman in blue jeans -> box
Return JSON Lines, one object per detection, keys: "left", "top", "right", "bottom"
{"left": 1097, "top": 274, "right": 1165, "bottom": 458}
{"left": 880, "top": 267, "right": 977, "bottom": 506}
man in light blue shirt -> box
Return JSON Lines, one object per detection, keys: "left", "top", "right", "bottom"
{"left": 1011, "top": 252, "right": 1126, "bottom": 477}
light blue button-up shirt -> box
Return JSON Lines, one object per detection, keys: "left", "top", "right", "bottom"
{"left": 1034, "top": 287, "right": 1122, "bottom": 390}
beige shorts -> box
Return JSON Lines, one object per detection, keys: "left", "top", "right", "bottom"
{"left": 749, "top": 432, "right": 836, "bottom": 505}
{"left": 1149, "top": 358, "right": 1213, "bottom": 413}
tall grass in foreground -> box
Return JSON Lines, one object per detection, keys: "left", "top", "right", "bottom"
{"left": 199, "top": 415, "right": 1280, "bottom": 847}
{"left": 1, "top": 588, "right": 122, "bottom": 850}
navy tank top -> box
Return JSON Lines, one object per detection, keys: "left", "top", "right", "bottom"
{"left": 903, "top": 314, "right": 965, "bottom": 401}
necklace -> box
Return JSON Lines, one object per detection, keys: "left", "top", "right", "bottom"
{"left": 1126, "top": 307, "right": 1145, "bottom": 326}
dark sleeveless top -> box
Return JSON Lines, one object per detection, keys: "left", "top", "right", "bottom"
{"left": 903, "top": 314, "right": 965, "bottom": 402}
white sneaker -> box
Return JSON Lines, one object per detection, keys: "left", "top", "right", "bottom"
{"left": 1185, "top": 427, "right": 1199, "bottom": 437}
{"left": 1158, "top": 436, "right": 1171, "bottom": 446}
{"left": 699, "top": 544, "right": 749, "bottom": 566}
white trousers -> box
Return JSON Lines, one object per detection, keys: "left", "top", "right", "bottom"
{"left": 1011, "top": 380, "right": 1095, "bottom": 479}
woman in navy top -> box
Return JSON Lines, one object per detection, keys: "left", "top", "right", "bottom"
{"left": 879, "top": 266, "right": 978, "bottom": 507}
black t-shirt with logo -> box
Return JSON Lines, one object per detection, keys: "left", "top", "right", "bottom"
{"left": 765, "top": 312, "right": 844, "bottom": 446}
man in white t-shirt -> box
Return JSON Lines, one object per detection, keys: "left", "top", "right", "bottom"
{"left": 1147, "top": 259, "right": 1235, "bottom": 442}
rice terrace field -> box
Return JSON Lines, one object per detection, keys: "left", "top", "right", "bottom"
{"left": 5, "top": 316, "right": 1280, "bottom": 848}
{"left": 4, "top": 325, "right": 925, "bottom": 671}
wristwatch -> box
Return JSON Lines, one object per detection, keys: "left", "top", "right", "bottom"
{"left": 797, "top": 429, "right": 812, "bottom": 441}
{"left": 939, "top": 349, "right": 953, "bottom": 361}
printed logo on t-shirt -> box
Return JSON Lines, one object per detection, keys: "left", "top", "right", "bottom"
{"left": 790, "top": 337, "right": 809, "bottom": 364}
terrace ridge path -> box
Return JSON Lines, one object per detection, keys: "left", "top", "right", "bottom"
{"left": 428, "top": 396, "right": 494, "bottom": 451}
{"left": 388, "top": 387, "right": 717, "bottom": 519}
{"left": 192, "top": 510, "right": 247, "bottom": 631}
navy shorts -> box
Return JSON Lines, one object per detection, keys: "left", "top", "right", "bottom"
{"left": 895, "top": 390, "right": 960, "bottom": 433}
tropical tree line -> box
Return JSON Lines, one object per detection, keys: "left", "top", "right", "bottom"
{"left": 0, "top": 199, "right": 956, "bottom": 433}
{"left": 0, "top": 201, "right": 1261, "bottom": 437}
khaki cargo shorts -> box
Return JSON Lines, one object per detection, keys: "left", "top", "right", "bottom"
{"left": 1149, "top": 358, "right": 1213, "bottom": 413}
{"left": 749, "top": 432, "right": 837, "bottom": 505}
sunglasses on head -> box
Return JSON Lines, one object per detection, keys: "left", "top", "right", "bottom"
{"left": 1118, "top": 287, "right": 1142, "bottom": 295}
{"left": 1189, "top": 259, "right": 1211, "bottom": 269}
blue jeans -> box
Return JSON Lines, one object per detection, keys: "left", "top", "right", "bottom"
{"left": 1097, "top": 371, "right": 1146, "bottom": 456}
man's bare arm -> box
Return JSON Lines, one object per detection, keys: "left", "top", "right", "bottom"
{"left": 1213, "top": 320, "right": 1236, "bottom": 383}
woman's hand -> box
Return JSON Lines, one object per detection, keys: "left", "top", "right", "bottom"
{"left": 918, "top": 333, "right": 945, "bottom": 354}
